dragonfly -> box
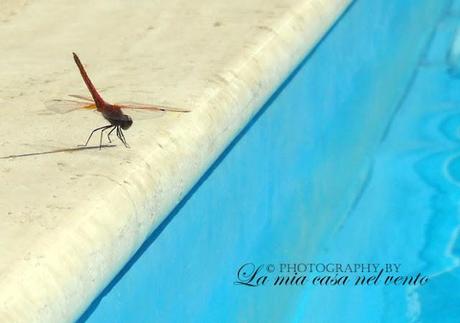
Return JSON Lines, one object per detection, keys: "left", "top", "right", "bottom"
{"left": 47, "top": 53, "right": 190, "bottom": 148}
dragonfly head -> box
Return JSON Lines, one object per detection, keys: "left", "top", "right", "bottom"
{"left": 120, "top": 114, "right": 133, "bottom": 130}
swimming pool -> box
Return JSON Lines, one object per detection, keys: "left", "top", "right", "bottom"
{"left": 77, "top": 1, "right": 457, "bottom": 322}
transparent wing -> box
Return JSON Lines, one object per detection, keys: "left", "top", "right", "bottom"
{"left": 114, "top": 102, "right": 190, "bottom": 120}
{"left": 44, "top": 95, "right": 190, "bottom": 120}
{"left": 68, "top": 94, "right": 93, "bottom": 102}
{"left": 44, "top": 99, "right": 96, "bottom": 114}
{"left": 116, "top": 102, "right": 191, "bottom": 113}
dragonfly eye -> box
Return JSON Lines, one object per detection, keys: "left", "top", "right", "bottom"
{"left": 121, "top": 115, "right": 133, "bottom": 130}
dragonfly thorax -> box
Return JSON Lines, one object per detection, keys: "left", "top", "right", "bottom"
{"left": 103, "top": 107, "right": 133, "bottom": 130}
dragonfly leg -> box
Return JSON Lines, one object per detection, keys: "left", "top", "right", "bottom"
{"left": 100, "top": 125, "right": 115, "bottom": 150}
{"left": 80, "top": 125, "right": 112, "bottom": 147}
{"left": 107, "top": 126, "right": 117, "bottom": 143}
{"left": 116, "top": 126, "right": 130, "bottom": 148}
{"left": 116, "top": 127, "right": 123, "bottom": 146}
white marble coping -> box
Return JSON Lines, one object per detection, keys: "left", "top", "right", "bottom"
{"left": 0, "top": 0, "right": 350, "bottom": 321}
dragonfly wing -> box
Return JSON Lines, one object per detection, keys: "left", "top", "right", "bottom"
{"left": 115, "top": 102, "right": 190, "bottom": 120}
{"left": 68, "top": 94, "right": 93, "bottom": 102}
{"left": 44, "top": 99, "right": 97, "bottom": 114}
{"left": 117, "top": 102, "right": 191, "bottom": 113}
{"left": 116, "top": 103, "right": 165, "bottom": 120}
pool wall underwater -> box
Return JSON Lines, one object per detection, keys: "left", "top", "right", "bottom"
{"left": 78, "top": 0, "right": 454, "bottom": 322}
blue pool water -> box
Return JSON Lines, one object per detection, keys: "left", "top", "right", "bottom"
{"left": 78, "top": 0, "right": 458, "bottom": 322}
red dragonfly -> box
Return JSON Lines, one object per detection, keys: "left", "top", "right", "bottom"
{"left": 47, "top": 53, "right": 190, "bottom": 148}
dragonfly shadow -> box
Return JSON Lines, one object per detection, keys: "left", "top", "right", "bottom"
{"left": 0, "top": 145, "right": 117, "bottom": 159}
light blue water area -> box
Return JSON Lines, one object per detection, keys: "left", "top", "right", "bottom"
{"left": 78, "top": 0, "right": 454, "bottom": 322}
{"left": 451, "top": 0, "right": 460, "bottom": 16}
{"left": 295, "top": 1, "right": 460, "bottom": 323}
